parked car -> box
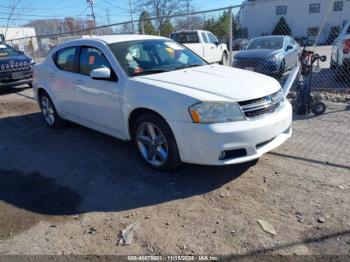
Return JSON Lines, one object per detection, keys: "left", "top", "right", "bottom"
{"left": 33, "top": 35, "right": 292, "bottom": 171}
{"left": 233, "top": 35, "right": 300, "bottom": 78}
{"left": 232, "top": 38, "right": 249, "bottom": 50}
{"left": 0, "top": 43, "right": 34, "bottom": 88}
{"left": 331, "top": 20, "right": 350, "bottom": 82}
{"left": 170, "top": 30, "right": 229, "bottom": 65}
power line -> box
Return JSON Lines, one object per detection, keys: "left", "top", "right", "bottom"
{"left": 87, "top": 0, "right": 96, "bottom": 27}
{"left": 0, "top": 4, "right": 84, "bottom": 10}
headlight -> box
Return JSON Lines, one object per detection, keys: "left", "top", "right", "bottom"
{"left": 268, "top": 56, "right": 278, "bottom": 62}
{"left": 189, "top": 102, "right": 245, "bottom": 124}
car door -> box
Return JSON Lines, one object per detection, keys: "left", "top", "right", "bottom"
{"left": 51, "top": 46, "right": 81, "bottom": 116}
{"left": 206, "top": 32, "right": 221, "bottom": 63}
{"left": 73, "top": 46, "right": 122, "bottom": 132}
{"left": 200, "top": 32, "right": 212, "bottom": 62}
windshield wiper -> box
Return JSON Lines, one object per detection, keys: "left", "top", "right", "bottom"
{"left": 130, "top": 69, "right": 168, "bottom": 76}
{"left": 174, "top": 64, "right": 203, "bottom": 70}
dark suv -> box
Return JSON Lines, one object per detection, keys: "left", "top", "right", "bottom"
{"left": 0, "top": 43, "right": 34, "bottom": 88}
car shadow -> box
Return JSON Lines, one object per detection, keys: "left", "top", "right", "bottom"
{"left": 0, "top": 85, "right": 31, "bottom": 96}
{"left": 0, "top": 112, "right": 255, "bottom": 216}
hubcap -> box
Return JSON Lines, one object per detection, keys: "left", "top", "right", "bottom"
{"left": 315, "top": 104, "right": 324, "bottom": 112}
{"left": 136, "top": 122, "right": 168, "bottom": 166}
{"left": 41, "top": 96, "right": 55, "bottom": 126}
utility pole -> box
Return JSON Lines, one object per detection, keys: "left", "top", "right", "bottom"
{"left": 228, "top": 7, "right": 233, "bottom": 65}
{"left": 87, "top": 0, "right": 96, "bottom": 28}
{"left": 128, "top": 0, "right": 135, "bottom": 33}
{"left": 186, "top": 0, "right": 190, "bottom": 27}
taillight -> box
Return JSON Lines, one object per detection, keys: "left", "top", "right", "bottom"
{"left": 343, "top": 39, "right": 350, "bottom": 54}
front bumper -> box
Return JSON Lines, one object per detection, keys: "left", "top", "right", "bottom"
{"left": 0, "top": 70, "right": 33, "bottom": 88}
{"left": 170, "top": 101, "right": 292, "bottom": 165}
{"left": 233, "top": 60, "right": 281, "bottom": 75}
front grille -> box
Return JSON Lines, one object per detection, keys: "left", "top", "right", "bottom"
{"left": 0, "top": 62, "right": 31, "bottom": 73}
{"left": 234, "top": 58, "right": 265, "bottom": 68}
{"left": 239, "top": 90, "right": 284, "bottom": 119}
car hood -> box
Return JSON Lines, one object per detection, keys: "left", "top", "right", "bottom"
{"left": 132, "top": 64, "right": 281, "bottom": 102}
{"left": 0, "top": 54, "right": 31, "bottom": 64}
{"left": 235, "top": 49, "right": 281, "bottom": 59}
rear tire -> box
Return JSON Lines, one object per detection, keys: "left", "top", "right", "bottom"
{"left": 132, "top": 113, "right": 181, "bottom": 171}
{"left": 38, "top": 91, "right": 65, "bottom": 129}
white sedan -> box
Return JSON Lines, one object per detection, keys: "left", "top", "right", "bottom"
{"left": 33, "top": 35, "right": 292, "bottom": 171}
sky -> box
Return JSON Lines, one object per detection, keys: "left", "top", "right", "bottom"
{"left": 0, "top": 0, "right": 244, "bottom": 27}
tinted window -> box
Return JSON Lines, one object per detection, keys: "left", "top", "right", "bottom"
{"left": 170, "top": 32, "right": 199, "bottom": 44}
{"left": 247, "top": 37, "right": 284, "bottom": 50}
{"left": 79, "top": 47, "right": 111, "bottom": 75}
{"left": 56, "top": 47, "right": 77, "bottom": 72}
{"left": 207, "top": 33, "right": 218, "bottom": 44}
{"left": 201, "top": 33, "right": 209, "bottom": 43}
{"left": 109, "top": 40, "right": 207, "bottom": 77}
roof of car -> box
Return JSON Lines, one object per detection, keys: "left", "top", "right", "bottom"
{"left": 76, "top": 34, "right": 168, "bottom": 44}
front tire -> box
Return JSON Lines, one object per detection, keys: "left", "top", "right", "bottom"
{"left": 39, "top": 91, "right": 65, "bottom": 129}
{"left": 132, "top": 113, "right": 181, "bottom": 171}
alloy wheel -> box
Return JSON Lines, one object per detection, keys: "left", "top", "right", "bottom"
{"left": 40, "top": 96, "right": 55, "bottom": 126}
{"left": 136, "top": 122, "right": 169, "bottom": 167}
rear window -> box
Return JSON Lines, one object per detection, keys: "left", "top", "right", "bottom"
{"left": 55, "top": 47, "right": 77, "bottom": 72}
{"left": 170, "top": 32, "right": 199, "bottom": 44}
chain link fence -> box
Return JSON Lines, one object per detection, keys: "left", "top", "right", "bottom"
{"left": 4, "top": 4, "right": 350, "bottom": 98}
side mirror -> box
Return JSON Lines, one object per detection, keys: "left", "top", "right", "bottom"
{"left": 286, "top": 45, "right": 293, "bottom": 51}
{"left": 90, "top": 67, "right": 111, "bottom": 80}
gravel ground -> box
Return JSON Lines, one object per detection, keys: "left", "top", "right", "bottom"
{"left": 0, "top": 86, "right": 349, "bottom": 256}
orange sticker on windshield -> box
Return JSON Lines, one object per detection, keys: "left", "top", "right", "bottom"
{"left": 89, "top": 56, "right": 95, "bottom": 65}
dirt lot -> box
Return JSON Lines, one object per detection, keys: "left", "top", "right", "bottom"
{"left": 0, "top": 86, "right": 349, "bottom": 256}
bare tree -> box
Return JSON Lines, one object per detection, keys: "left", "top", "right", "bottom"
{"left": 136, "top": 0, "right": 190, "bottom": 35}
{"left": 4, "top": 0, "right": 23, "bottom": 40}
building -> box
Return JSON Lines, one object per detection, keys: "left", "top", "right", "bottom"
{"left": 238, "top": 0, "right": 350, "bottom": 43}
{"left": 0, "top": 27, "right": 38, "bottom": 52}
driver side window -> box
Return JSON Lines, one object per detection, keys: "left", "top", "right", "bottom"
{"left": 79, "top": 47, "right": 111, "bottom": 76}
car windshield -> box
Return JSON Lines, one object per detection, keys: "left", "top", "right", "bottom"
{"left": 170, "top": 32, "right": 199, "bottom": 44}
{"left": 0, "top": 44, "right": 22, "bottom": 57}
{"left": 246, "top": 37, "right": 284, "bottom": 50}
{"left": 109, "top": 39, "right": 207, "bottom": 76}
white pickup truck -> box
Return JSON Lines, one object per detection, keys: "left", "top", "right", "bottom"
{"left": 331, "top": 20, "right": 350, "bottom": 81}
{"left": 170, "top": 30, "right": 229, "bottom": 65}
